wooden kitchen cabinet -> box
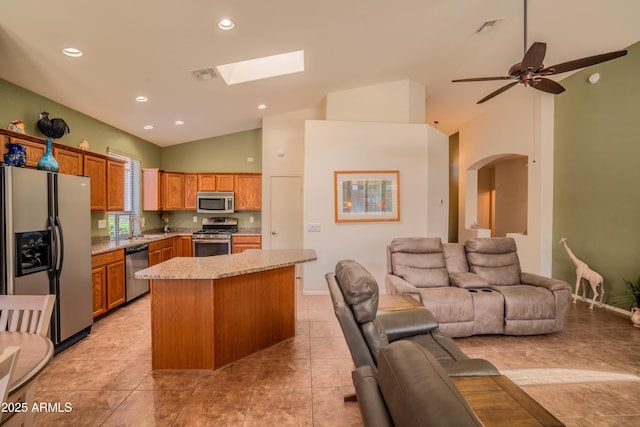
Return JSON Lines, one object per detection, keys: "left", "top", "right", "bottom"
{"left": 232, "top": 235, "right": 262, "bottom": 253}
{"left": 91, "top": 249, "right": 125, "bottom": 317}
{"left": 197, "top": 173, "right": 235, "bottom": 192}
{"left": 163, "top": 172, "right": 185, "bottom": 210}
{"left": 53, "top": 147, "right": 83, "bottom": 175}
{"left": 184, "top": 173, "right": 198, "bottom": 210}
{"left": 142, "top": 168, "right": 163, "bottom": 211}
{"left": 177, "top": 236, "right": 193, "bottom": 257}
{"left": 148, "top": 238, "right": 175, "bottom": 266}
{"left": 107, "top": 160, "right": 125, "bottom": 211}
{"left": 9, "top": 137, "right": 45, "bottom": 168}
{"left": 84, "top": 155, "right": 107, "bottom": 211}
{"left": 234, "top": 174, "right": 262, "bottom": 211}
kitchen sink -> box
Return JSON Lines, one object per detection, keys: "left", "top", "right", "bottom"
{"left": 140, "top": 234, "right": 169, "bottom": 238}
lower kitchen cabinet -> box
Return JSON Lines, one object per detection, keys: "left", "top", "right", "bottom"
{"left": 91, "top": 249, "right": 125, "bottom": 318}
{"left": 148, "top": 238, "right": 175, "bottom": 266}
{"left": 231, "top": 235, "right": 262, "bottom": 253}
{"left": 177, "top": 236, "right": 192, "bottom": 257}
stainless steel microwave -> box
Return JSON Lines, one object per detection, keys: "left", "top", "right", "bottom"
{"left": 196, "top": 192, "right": 235, "bottom": 213}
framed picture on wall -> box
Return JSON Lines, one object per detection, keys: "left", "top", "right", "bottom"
{"left": 334, "top": 170, "right": 400, "bottom": 222}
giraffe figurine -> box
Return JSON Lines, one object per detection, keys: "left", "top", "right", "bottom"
{"left": 559, "top": 237, "right": 604, "bottom": 309}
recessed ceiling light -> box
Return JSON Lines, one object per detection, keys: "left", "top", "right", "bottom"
{"left": 62, "top": 47, "right": 83, "bottom": 57}
{"left": 216, "top": 50, "right": 305, "bottom": 85}
{"left": 174, "top": 120, "right": 185, "bottom": 126}
{"left": 135, "top": 96, "right": 148, "bottom": 103}
{"left": 143, "top": 125, "right": 154, "bottom": 130}
{"left": 218, "top": 18, "right": 235, "bottom": 30}
{"left": 257, "top": 104, "right": 267, "bottom": 110}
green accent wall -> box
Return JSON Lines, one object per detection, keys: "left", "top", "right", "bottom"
{"left": 553, "top": 41, "right": 640, "bottom": 309}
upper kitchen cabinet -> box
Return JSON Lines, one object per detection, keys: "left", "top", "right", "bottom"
{"left": 235, "top": 174, "right": 262, "bottom": 211}
{"left": 143, "top": 168, "right": 163, "bottom": 211}
{"left": 54, "top": 147, "right": 83, "bottom": 175}
{"left": 84, "top": 155, "right": 107, "bottom": 211}
{"left": 197, "top": 173, "right": 234, "bottom": 192}
{"left": 163, "top": 172, "right": 185, "bottom": 210}
{"left": 107, "top": 160, "right": 125, "bottom": 211}
{"left": 184, "top": 173, "right": 197, "bottom": 210}
{"left": 8, "top": 136, "right": 45, "bottom": 168}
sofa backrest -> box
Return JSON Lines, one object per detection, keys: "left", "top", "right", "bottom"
{"left": 376, "top": 341, "right": 484, "bottom": 427}
{"left": 443, "top": 243, "right": 470, "bottom": 273}
{"left": 465, "top": 237, "right": 522, "bottom": 285}
{"left": 387, "top": 237, "right": 450, "bottom": 288}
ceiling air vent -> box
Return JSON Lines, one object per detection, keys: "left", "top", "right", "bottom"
{"left": 191, "top": 68, "right": 218, "bottom": 81}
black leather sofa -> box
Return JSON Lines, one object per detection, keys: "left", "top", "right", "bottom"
{"left": 352, "top": 340, "right": 484, "bottom": 427}
{"left": 326, "top": 259, "right": 498, "bottom": 376}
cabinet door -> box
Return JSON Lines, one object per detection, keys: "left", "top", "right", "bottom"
{"left": 184, "top": 174, "right": 198, "bottom": 210}
{"left": 178, "top": 236, "right": 192, "bottom": 257}
{"left": 216, "top": 174, "right": 235, "bottom": 191}
{"left": 106, "top": 260, "right": 125, "bottom": 310}
{"left": 0, "top": 135, "right": 7, "bottom": 158}
{"left": 235, "top": 174, "right": 262, "bottom": 210}
{"left": 91, "top": 266, "right": 108, "bottom": 318}
{"left": 107, "top": 160, "right": 125, "bottom": 211}
{"left": 197, "top": 174, "right": 216, "bottom": 191}
{"left": 84, "top": 155, "right": 107, "bottom": 211}
{"left": 160, "top": 246, "right": 173, "bottom": 262}
{"left": 149, "top": 249, "right": 162, "bottom": 267}
{"left": 163, "top": 172, "right": 185, "bottom": 210}
{"left": 10, "top": 137, "right": 45, "bottom": 168}
{"left": 53, "top": 147, "right": 83, "bottom": 175}
{"left": 143, "top": 168, "right": 163, "bottom": 211}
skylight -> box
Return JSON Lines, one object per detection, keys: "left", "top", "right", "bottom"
{"left": 216, "top": 50, "right": 304, "bottom": 85}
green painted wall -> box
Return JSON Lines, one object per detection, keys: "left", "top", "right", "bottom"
{"left": 553, "top": 41, "right": 640, "bottom": 310}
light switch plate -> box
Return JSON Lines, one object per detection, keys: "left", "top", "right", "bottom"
{"left": 193, "top": 216, "right": 198, "bottom": 223}
{"left": 306, "top": 223, "right": 321, "bottom": 232}
{"left": 98, "top": 219, "right": 107, "bottom": 229}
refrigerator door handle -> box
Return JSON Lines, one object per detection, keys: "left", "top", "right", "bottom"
{"left": 48, "top": 215, "right": 57, "bottom": 281}
{"left": 55, "top": 216, "right": 64, "bottom": 278}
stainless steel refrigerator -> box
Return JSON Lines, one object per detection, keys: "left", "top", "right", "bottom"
{"left": 1, "top": 165, "right": 93, "bottom": 351}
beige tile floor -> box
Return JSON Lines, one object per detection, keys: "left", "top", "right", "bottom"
{"left": 32, "top": 290, "right": 640, "bottom": 426}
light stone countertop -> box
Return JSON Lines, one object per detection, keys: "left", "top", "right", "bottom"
{"left": 135, "top": 249, "right": 317, "bottom": 280}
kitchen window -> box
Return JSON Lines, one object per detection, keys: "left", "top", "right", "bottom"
{"left": 108, "top": 152, "right": 142, "bottom": 239}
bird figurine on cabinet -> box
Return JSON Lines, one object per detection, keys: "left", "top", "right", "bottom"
{"left": 37, "top": 112, "right": 70, "bottom": 139}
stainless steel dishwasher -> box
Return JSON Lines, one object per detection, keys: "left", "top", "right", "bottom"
{"left": 125, "top": 243, "right": 149, "bottom": 302}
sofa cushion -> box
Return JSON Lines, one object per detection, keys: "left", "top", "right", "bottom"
{"left": 377, "top": 341, "right": 483, "bottom": 427}
{"left": 443, "top": 243, "right": 470, "bottom": 274}
{"left": 449, "top": 272, "right": 490, "bottom": 289}
{"left": 491, "top": 285, "right": 556, "bottom": 320}
{"left": 465, "top": 238, "right": 521, "bottom": 286}
{"left": 416, "top": 287, "right": 474, "bottom": 323}
{"left": 335, "top": 259, "right": 379, "bottom": 324}
{"left": 389, "top": 238, "right": 449, "bottom": 288}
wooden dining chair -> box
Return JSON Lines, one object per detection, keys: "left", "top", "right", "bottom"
{"left": 0, "top": 295, "right": 56, "bottom": 337}
{"left": 0, "top": 347, "right": 20, "bottom": 405}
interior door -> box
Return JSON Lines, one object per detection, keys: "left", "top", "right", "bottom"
{"left": 269, "top": 176, "right": 302, "bottom": 250}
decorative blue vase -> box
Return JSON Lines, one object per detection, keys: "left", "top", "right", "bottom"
{"left": 3, "top": 142, "right": 27, "bottom": 167}
{"left": 37, "top": 138, "right": 59, "bottom": 172}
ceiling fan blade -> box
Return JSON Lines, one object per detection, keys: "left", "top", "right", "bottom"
{"left": 452, "top": 76, "right": 515, "bottom": 82}
{"left": 531, "top": 78, "right": 565, "bottom": 94}
{"left": 477, "top": 81, "right": 519, "bottom": 104}
{"left": 540, "top": 50, "right": 628, "bottom": 75}
{"left": 521, "top": 42, "right": 547, "bottom": 72}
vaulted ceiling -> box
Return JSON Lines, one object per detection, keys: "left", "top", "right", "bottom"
{"left": 2, "top": 0, "right": 639, "bottom": 146}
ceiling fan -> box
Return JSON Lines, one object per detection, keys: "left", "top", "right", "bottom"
{"left": 452, "top": 0, "right": 628, "bottom": 104}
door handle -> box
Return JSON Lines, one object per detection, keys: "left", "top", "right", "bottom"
{"left": 271, "top": 231, "right": 279, "bottom": 236}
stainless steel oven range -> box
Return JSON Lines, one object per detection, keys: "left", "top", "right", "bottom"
{"left": 192, "top": 217, "right": 238, "bottom": 257}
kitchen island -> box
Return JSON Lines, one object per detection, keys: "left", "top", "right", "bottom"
{"left": 135, "top": 249, "right": 317, "bottom": 370}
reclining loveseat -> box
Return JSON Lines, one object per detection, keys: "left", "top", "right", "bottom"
{"left": 385, "top": 237, "right": 572, "bottom": 337}
{"left": 326, "top": 259, "right": 498, "bottom": 376}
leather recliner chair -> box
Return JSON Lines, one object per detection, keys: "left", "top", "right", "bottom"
{"left": 326, "top": 259, "right": 499, "bottom": 376}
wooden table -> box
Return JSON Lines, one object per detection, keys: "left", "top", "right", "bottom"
{"left": 0, "top": 331, "right": 54, "bottom": 425}
{"left": 378, "top": 294, "right": 423, "bottom": 312}
{"left": 452, "top": 375, "right": 564, "bottom": 427}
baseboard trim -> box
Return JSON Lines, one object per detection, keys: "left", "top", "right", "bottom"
{"left": 571, "top": 294, "right": 632, "bottom": 317}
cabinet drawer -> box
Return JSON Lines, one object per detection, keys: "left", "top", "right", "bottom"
{"left": 231, "top": 235, "right": 261, "bottom": 244}
{"left": 148, "top": 238, "right": 174, "bottom": 252}
{"left": 92, "top": 249, "right": 125, "bottom": 268}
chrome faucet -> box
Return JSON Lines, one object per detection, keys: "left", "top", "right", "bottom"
{"left": 130, "top": 215, "right": 145, "bottom": 238}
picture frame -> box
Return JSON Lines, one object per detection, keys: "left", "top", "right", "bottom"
{"left": 334, "top": 170, "right": 400, "bottom": 223}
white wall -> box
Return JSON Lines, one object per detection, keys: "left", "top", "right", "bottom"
{"left": 302, "top": 120, "right": 448, "bottom": 293}
{"left": 458, "top": 88, "right": 554, "bottom": 275}
{"left": 326, "top": 80, "right": 426, "bottom": 124}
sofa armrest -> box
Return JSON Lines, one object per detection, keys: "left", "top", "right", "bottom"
{"left": 376, "top": 308, "right": 439, "bottom": 342}
{"left": 352, "top": 366, "right": 393, "bottom": 427}
{"left": 450, "top": 272, "right": 489, "bottom": 289}
{"left": 384, "top": 274, "right": 418, "bottom": 296}
{"left": 520, "top": 272, "right": 571, "bottom": 292}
